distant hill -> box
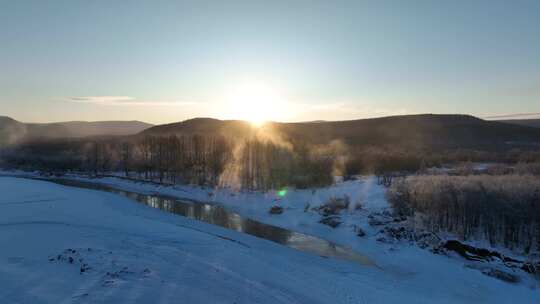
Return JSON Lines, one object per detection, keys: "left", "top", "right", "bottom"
{"left": 140, "top": 114, "right": 540, "bottom": 151}
{"left": 58, "top": 121, "right": 153, "bottom": 137}
{"left": 0, "top": 116, "right": 28, "bottom": 146}
{"left": 141, "top": 117, "right": 255, "bottom": 138}
{"left": 5, "top": 114, "right": 540, "bottom": 151}
{"left": 497, "top": 119, "right": 540, "bottom": 129}
{"left": 0, "top": 116, "right": 152, "bottom": 146}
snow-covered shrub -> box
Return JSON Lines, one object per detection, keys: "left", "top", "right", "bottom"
{"left": 388, "top": 174, "right": 540, "bottom": 254}
{"left": 269, "top": 206, "right": 284, "bottom": 215}
{"left": 315, "top": 196, "right": 350, "bottom": 216}
{"left": 353, "top": 199, "right": 363, "bottom": 211}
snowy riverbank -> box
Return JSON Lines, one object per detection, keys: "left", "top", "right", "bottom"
{"left": 1, "top": 173, "right": 539, "bottom": 303}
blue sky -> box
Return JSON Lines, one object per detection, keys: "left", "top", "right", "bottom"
{"left": 1, "top": 0, "right": 539, "bottom": 123}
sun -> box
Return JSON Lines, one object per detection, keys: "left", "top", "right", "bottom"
{"left": 222, "top": 81, "right": 290, "bottom": 126}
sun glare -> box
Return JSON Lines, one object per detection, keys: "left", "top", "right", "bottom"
{"left": 222, "top": 81, "right": 290, "bottom": 126}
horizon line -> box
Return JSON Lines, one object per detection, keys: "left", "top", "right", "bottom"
{"left": 3, "top": 112, "right": 540, "bottom": 125}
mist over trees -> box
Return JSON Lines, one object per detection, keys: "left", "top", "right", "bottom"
{"left": 0, "top": 135, "right": 337, "bottom": 190}
{"left": 237, "top": 139, "right": 333, "bottom": 190}
{"left": 3, "top": 132, "right": 540, "bottom": 191}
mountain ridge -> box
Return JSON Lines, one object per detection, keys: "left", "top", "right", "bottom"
{"left": 140, "top": 114, "right": 540, "bottom": 151}
{"left": 0, "top": 116, "right": 153, "bottom": 145}
{"left": 4, "top": 114, "right": 540, "bottom": 151}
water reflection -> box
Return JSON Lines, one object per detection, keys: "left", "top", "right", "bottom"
{"left": 41, "top": 178, "right": 373, "bottom": 266}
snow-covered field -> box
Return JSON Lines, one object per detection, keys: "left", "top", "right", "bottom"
{"left": 1, "top": 175, "right": 539, "bottom": 303}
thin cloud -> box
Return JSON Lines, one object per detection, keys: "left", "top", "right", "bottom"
{"left": 67, "top": 96, "right": 197, "bottom": 106}
{"left": 69, "top": 96, "right": 134, "bottom": 103}
{"left": 484, "top": 113, "right": 540, "bottom": 120}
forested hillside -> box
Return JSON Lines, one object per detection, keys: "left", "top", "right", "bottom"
{"left": 498, "top": 119, "right": 540, "bottom": 129}
{"left": 142, "top": 114, "right": 540, "bottom": 151}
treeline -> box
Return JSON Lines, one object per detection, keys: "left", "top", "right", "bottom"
{"left": 388, "top": 175, "right": 540, "bottom": 254}
{"left": 238, "top": 139, "right": 333, "bottom": 190}
{"left": 3, "top": 134, "right": 540, "bottom": 190}
{"left": 342, "top": 147, "right": 540, "bottom": 178}
{"left": 0, "top": 136, "right": 232, "bottom": 186}
{"left": 0, "top": 139, "right": 87, "bottom": 172}
{"left": 433, "top": 162, "right": 540, "bottom": 176}
{"left": 343, "top": 147, "right": 424, "bottom": 178}
{"left": 0, "top": 135, "right": 335, "bottom": 190}
{"left": 97, "top": 135, "right": 233, "bottom": 186}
